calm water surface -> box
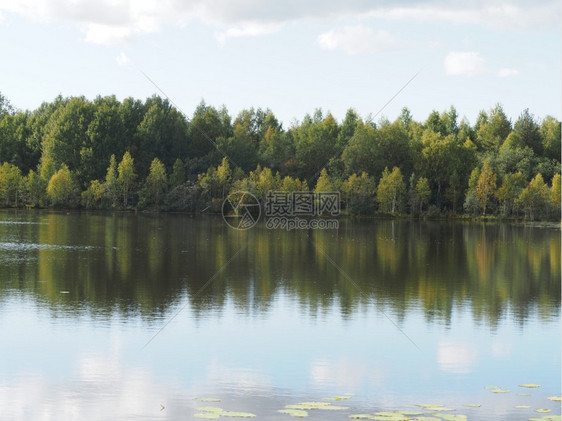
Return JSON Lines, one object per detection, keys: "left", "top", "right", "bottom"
{"left": 0, "top": 210, "right": 560, "bottom": 420}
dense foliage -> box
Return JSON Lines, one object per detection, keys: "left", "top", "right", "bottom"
{"left": 0, "top": 92, "right": 559, "bottom": 219}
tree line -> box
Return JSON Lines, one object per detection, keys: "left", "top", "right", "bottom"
{"left": 0, "top": 92, "right": 560, "bottom": 219}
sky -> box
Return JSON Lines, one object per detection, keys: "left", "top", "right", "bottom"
{"left": 0, "top": 0, "right": 560, "bottom": 127}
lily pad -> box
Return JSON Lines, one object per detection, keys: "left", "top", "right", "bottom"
{"left": 516, "top": 405, "right": 531, "bottom": 408}
{"left": 373, "top": 411, "right": 410, "bottom": 418}
{"left": 547, "top": 396, "right": 562, "bottom": 401}
{"left": 520, "top": 384, "right": 541, "bottom": 388}
{"left": 491, "top": 389, "right": 510, "bottom": 393}
{"left": 417, "top": 404, "right": 445, "bottom": 408}
{"left": 195, "top": 398, "right": 222, "bottom": 402}
{"left": 528, "top": 417, "right": 562, "bottom": 421}
{"left": 285, "top": 402, "right": 330, "bottom": 410}
{"left": 197, "top": 407, "right": 223, "bottom": 413}
{"left": 349, "top": 415, "right": 376, "bottom": 419}
{"left": 536, "top": 409, "right": 551, "bottom": 413}
{"left": 194, "top": 413, "right": 221, "bottom": 420}
{"left": 325, "top": 395, "right": 353, "bottom": 401}
{"left": 220, "top": 411, "right": 256, "bottom": 418}
{"left": 278, "top": 409, "right": 308, "bottom": 418}
{"left": 437, "top": 415, "right": 467, "bottom": 421}
{"left": 485, "top": 386, "right": 501, "bottom": 389}
{"left": 400, "top": 411, "right": 424, "bottom": 415}
{"left": 519, "top": 393, "right": 532, "bottom": 396}
{"left": 425, "top": 407, "right": 455, "bottom": 411}
{"left": 413, "top": 418, "right": 441, "bottom": 421}
{"left": 371, "top": 415, "right": 410, "bottom": 421}
{"left": 320, "top": 405, "right": 348, "bottom": 410}
{"left": 463, "top": 403, "right": 481, "bottom": 407}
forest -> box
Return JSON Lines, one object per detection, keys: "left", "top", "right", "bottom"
{"left": 0, "top": 92, "right": 560, "bottom": 219}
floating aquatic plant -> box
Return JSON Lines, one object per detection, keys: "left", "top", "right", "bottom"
{"left": 321, "top": 405, "right": 349, "bottom": 410}
{"left": 194, "top": 413, "right": 221, "bottom": 419}
{"left": 324, "top": 395, "right": 353, "bottom": 401}
{"left": 436, "top": 414, "right": 467, "bottom": 421}
{"left": 424, "top": 406, "right": 455, "bottom": 411}
{"left": 547, "top": 396, "right": 562, "bottom": 402}
{"left": 372, "top": 411, "right": 411, "bottom": 419}
{"left": 278, "top": 409, "right": 308, "bottom": 417}
{"left": 516, "top": 405, "right": 531, "bottom": 409}
{"left": 194, "top": 406, "right": 256, "bottom": 418}
{"left": 519, "top": 384, "right": 541, "bottom": 388}
{"left": 536, "top": 409, "right": 552, "bottom": 413}
{"left": 197, "top": 407, "right": 223, "bottom": 413}
{"left": 489, "top": 387, "right": 510, "bottom": 393}
{"left": 220, "top": 411, "right": 256, "bottom": 418}
{"left": 412, "top": 417, "right": 441, "bottom": 421}
{"left": 463, "top": 404, "right": 481, "bottom": 407}
{"left": 286, "top": 402, "right": 347, "bottom": 411}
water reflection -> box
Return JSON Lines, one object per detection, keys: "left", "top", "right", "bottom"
{"left": 0, "top": 211, "right": 559, "bottom": 327}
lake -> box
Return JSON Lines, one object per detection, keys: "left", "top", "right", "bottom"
{"left": 0, "top": 210, "right": 560, "bottom": 420}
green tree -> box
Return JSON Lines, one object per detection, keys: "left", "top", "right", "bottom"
{"left": 22, "top": 169, "right": 43, "bottom": 207}
{"left": 117, "top": 151, "right": 136, "bottom": 207}
{"left": 540, "top": 116, "right": 561, "bottom": 161}
{"left": 135, "top": 98, "right": 189, "bottom": 177}
{"left": 342, "top": 172, "right": 376, "bottom": 214}
{"left": 495, "top": 172, "right": 526, "bottom": 215}
{"left": 415, "top": 177, "right": 431, "bottom": 213}
{"left": 0, "top": 92, "right": 14, "bottom": 116}
{"left": 215, "top": 157, "right": 232, "bottom": 197}
{"left": 41, "top": 96, "right": 94, "bottom": 186}
{"left": 294, "top": 110, "right": 339, "bottom": 179}
{"left": 463, "top": 167, "right": 481, "bottom": 215}
{"left": 315, "top": 168, "right": 336, "bottom": 193}
{"left": 514, "top": 109, "right": 542, "bottom": 155}
{"left": 476, "top": 104, "right": 511, "bottom": 151}
{"left": 517, "top": 173, "right": 551, "bottom": 219}
{"left": 188, "top": 101, "right": 232, "bottom": 158}
{"left": 169, "top": 158, "right": 186, "bottom": 187}
{"left": 476, "top": 161, "right": 497, "bottom": 215}
{"left": 142, "top": 157, "right": 167, "bottom": 206}
{"left": 376, "top": 167, "right": 406, "bottom": 213}
{"left": 46, "top": 164, "right": 78, "bottom": 207}
{"left": 81, "top": 179, "right": 105, "bottom": 209}
{"left": 550, "top": 173, "right": 561, "bottom": 216}
{"left": 0, "top": 162, "right": 22, "bottom": 206}
{"left": 104, "top": 154, "right": 119, "bottom": 207}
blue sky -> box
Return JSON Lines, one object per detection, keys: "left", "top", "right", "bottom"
{"left": 0, "top": 0, "right": 559, "bottom": 126}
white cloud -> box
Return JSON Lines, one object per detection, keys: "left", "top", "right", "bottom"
{"left": 437, "top": 342, "right": 478, "bottom": 374}
{"left": 444, "top": 51, "right": 486, "bottom": 76}
{"left": 0, "top": 356, "right": 166, "bottom": 419}
{"left": 366, "top": 1, "right": 560, "bottom": 31}
{"left": 215, "top": 21, "right": 282, "bottom": 45}
{"left": 444, "top": 51, "right": 520, "bottom": 78}
{"left": 310, "top": 359, "right": 385, "bottom": 389}
{"left": 0, "top": 0, "right": 558, "bottom": 45}
{"left": 497, "top": 68, "right": 519, "bottom": 77}
{"left": 115, "top": 51, "right": 132, "bottom": 67}
{"left": 318, "top": 25, "right": 403, "bottom": 54}
{"left": 491, "top": 342, "right": 513, "bottom": 358}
